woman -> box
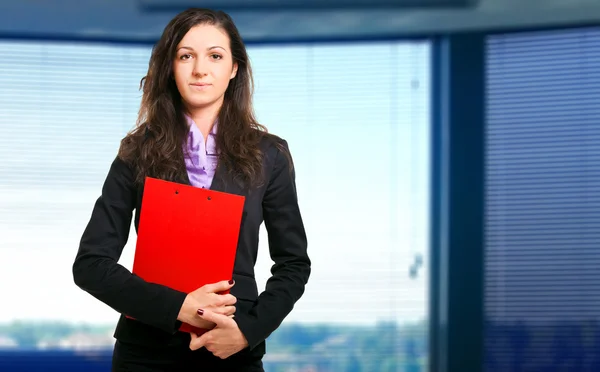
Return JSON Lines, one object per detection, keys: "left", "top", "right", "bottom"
{"left": 72, "top": 8, "right": 311, "bottom": 371}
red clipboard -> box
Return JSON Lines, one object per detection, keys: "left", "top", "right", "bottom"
{"left": 129, "top": 177, "right": 245, "bottom": 334}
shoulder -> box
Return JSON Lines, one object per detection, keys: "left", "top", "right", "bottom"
{"left": 259, "top": 131, "right": 288, "bottom": 152}
{"left": 107, "top": 155, "right": 136, "bottom": 187}
{"left": 256, "top": 131, "right": 295, "bottom": 189}
{"left": 258, "top": 131, "right": 292, "bottom": 168}
{"left": 115, "top": 127, "right": 147, "bottom": 183}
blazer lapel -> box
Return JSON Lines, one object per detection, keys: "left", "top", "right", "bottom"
{"left": 180, "top": 157, "right": 244, "bottom": 196}
{"left": 209, "top": 162, "right": 227, "bottom": 192}
{"left": 209, "top": 160, "right": 244, "bottom": 196}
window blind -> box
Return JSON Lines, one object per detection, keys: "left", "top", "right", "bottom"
{"left": 0, "top": 39, "right": 431, "bottom": 371}
{"left": 484, "top": 28, "right": 600, "bottom": 371}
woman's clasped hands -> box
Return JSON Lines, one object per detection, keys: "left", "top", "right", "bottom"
{"left": 177, "top": 279, "right": 237, "bottom": 330}
{"left": 176, "top": 279, "right": 249, "bottom": 359}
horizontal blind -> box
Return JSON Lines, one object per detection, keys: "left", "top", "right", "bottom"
{"left": 250, "top": 42, "right": 431, "bottom": 371}
{"left": 484, "top": 28, "right": 600, "bottom": 371}
{"left": 0, "top": 38, "right": 431, "bottom": 371}
{"left": 0, "top": 41, "right": 149, "bottom": 232}
{"left": 0, "top": 41, "right": 150, "bottom": 188}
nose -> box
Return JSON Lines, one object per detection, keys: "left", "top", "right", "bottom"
{"left": 192, "top": 59, "right": 207, "bottom": 77}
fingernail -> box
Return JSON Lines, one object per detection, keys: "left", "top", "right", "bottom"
{"left": 228, "top": 279, "right": 234, "bottom": 285}
{"left": 197, "top": 309, "right": 204, "bottom": 316}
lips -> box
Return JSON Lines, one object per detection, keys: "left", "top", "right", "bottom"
{"left": 189, "top": 82, "right": 211, "bottom": 91}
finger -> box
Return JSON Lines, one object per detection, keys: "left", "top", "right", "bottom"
{"left": 202, "top": 279, "right": 234, "bottom": 294}
{"left": 218, "top": 294, "right": 237, "bottom": 306}
{"left": 197, "top": 308, "right": 233, "bottom": 328}
{"left": 209, "top": 293, "right": 237, "bottom": 307}
{"left": 189, "top": 332, "right": 199, "bottom": 350}
{"left": 226, "top": 305, "right": 236, "bottom": 316}
{"left": 189, "top": 330, "right": 210, "bottom": 351}
{"left": 210, "top": 305, "right": 233, "bottom": 315}
{"left": 213, "top": 305, "right": 236, "bottom": 316}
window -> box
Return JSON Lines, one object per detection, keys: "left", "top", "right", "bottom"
{"left": 485, "top": 28, "right": 600, "bottom": 371}
{"left": 0, "top": 39, "right": 431, "bottom": 371}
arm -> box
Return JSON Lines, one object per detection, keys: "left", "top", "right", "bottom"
{"left": 72, "top": 156, "right": 187, "bottom": 334}
{"left": 234, "top": 140, "right": 311, "bottom": 349}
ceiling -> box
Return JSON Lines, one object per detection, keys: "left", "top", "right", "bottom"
{"left": 0, "top": 0, "right": 598, "bottom": 44}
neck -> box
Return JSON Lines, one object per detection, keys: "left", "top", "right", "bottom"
{"left": 186, "top": 99, "right": 222, "bottom": 137}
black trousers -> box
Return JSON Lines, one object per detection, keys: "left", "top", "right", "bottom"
{"left": 111, "top": 335, "right": 264, "bottom": 372}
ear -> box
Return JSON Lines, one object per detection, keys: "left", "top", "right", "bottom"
{"left": 230, "top": 63, "right": 238, "bottom": 80}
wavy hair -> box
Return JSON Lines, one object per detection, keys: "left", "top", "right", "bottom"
{"left": 118, "top": 8, "right": 270, "bottom": 188}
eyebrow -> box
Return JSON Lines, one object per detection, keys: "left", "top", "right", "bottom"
{"left": 177, "top": 46, "right": 227, "bottom": 52}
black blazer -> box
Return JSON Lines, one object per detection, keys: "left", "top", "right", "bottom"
{"left": 72, "top": 135, "right": 311, "bottom": 357}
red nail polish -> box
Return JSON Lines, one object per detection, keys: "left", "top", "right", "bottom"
{"left": 228, "top": 279, "right": 234, "bottom": 285}
{"left": 197, "top": 309, "right": 204, "bottom": 316}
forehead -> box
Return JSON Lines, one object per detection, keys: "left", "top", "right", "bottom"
{"left": 178, "top": 24, "right": 230, "bottom": 48}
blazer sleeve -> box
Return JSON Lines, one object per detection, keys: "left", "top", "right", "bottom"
{"left": 72, "top": 156, "right": 187, "bottom": 334}
{"left": 234, "top": 139, "right": 311, "bottom": 350}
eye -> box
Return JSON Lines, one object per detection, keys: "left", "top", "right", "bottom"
{"left": 179, "top": 54, "right": 192, "bottom": 60}
{"left": 210, "top": 54, "right": 223, "bottom": 60}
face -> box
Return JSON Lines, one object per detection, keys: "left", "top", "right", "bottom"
{"left": 173, "top": 24, "right": 238, "bottom": 112}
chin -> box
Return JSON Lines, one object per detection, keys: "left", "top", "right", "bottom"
{"left": 185, "top": 97, "right": 219, "bottom": 109}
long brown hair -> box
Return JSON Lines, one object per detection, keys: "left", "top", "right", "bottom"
{"left": 118, "top": 8, "right": 268, "bottom": 188}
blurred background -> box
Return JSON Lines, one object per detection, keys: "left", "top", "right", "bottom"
{"left": 0, "top": 0, "right": 598, "bottom": 371}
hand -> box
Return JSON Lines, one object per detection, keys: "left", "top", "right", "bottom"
{"left": 177, "top": 280, "right": 237, "bottom": 330}
{"left": 189, "top": 309, "right": 249, "bottom": 359}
